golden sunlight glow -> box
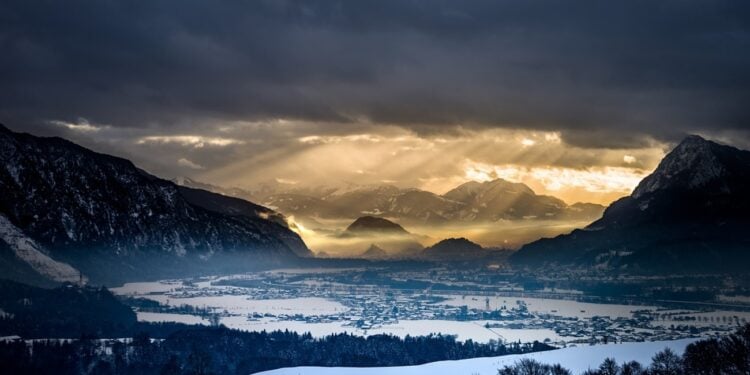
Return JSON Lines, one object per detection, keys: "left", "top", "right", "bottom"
{"left": 50, "top": 119, "right": 103, "bottom": 132}
{"left": 463, "top": 161, "right": 649, "bottom": 203}
{"left": 201, "top": 127, "right": 664, "bottom": 206}
{"left": 137, "top": 135, "right": 245, "bottom": 148}
{"left": 520, "top": 138, "right": 536, "bottom": 147}
{"left": 285, "top": 215, "right": 315, "bottom": 237}
{"left": 298, "top": 134, "right": 383, "bottom": 144}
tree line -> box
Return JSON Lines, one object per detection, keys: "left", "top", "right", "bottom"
{"left": 0, "top": 326, "right": 552, "bottom": 374}
{"left": 498, "top": 323, "right": 750, "bottom": 374}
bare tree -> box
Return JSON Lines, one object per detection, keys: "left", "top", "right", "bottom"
{"left": 597, "top": 358, "right": 620, "bottom": 375}
{"left": 649, "top": 348, "right": 683, "bottom": 375}
{"left": 498, "top": 359, "right": 571, "bottom": 375}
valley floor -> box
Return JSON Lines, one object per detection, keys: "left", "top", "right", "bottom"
{"left": 112, "top": 267, "right": 750, "bottom": 347}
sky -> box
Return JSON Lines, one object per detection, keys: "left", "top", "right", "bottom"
{"left": 2, "top": 1, "right": 750, "bottom": 205}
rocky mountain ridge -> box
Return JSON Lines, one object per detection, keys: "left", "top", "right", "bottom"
{"left": 0, "top": 124, "right": 310, "bottom": 284}
{"left": 512, "top": 135, "right": 750, "bottom": 273}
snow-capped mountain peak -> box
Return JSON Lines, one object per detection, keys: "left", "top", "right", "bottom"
{"left": 513, "top": 135, "right": 750, "bottom": 273}
{"left": 632, "top": 135, "right": 749, "bottom": 198}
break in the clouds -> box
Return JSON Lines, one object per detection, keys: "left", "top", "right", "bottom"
{"left": 193, "top": 125, "right": 664, "bottom": 205}
{"left": 2, "top": 1, "right": 749, "bottom": 203}
{"left": 177, "top": 158, "right": 205, "bottom": 170}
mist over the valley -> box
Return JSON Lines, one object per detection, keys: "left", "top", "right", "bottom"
{"left": 173, "top": 176, "right": 608, "bottom": 257}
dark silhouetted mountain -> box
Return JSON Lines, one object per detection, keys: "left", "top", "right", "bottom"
{"left": 344, "top": 216, "right": 409, "bottom": 235}
{"left": 175, "top": 184, "right": 303, "bottom": 248}
{"left": 0, "top": 125, "right": 310, "bottom": 284}
{"left": 421, "top": 237, "right": 498, "bottom": 261}
{"left": 341, "top": 216, "right": 425, "bottom": 257}
{"left": 512, "top": 135, "right": 750, "bottom": 273}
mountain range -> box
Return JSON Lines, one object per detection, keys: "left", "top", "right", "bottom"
{"left": 512, "top": 135, "right": 750, "bottom": 273}
{"left": 175, "top": 177, "right": 605, "bottom": 225}
{"left": 4, "top": 123, "right": 745, "bottom": 280}
{"left": 0, "top": 125, "right": 310, "bottom": 285}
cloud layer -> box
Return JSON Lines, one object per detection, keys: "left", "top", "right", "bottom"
{"left": 2, "top": 1, "right": 750, "bottom": 145}
{"left": 2, "top": 1, "right": 749, "bottom": 204}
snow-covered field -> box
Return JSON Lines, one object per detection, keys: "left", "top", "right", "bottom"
{"left": 111, "top": 277, "right": 746, "bottom": 344}
{"left": 718, "top": 295, "right": 750, "bottom": 304}
{"left": 258, "top": 339, "right": 697, "bottom": 375}
{"left": 136, "top": 312, "right": 209, "bottom": 325}
{"left": 110, "top": 281, "right": 183, "bottom": 295}
{"left": 136, "top": 295, "right": 347, "bottom": 316}
{"left": 440, "top": 294, "right": 657, "bottom": 318}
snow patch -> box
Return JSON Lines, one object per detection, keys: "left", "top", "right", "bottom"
{"left": 0, "top": 215, "right": 85, "bottom": 284}
{"left": 137, "top": 312, "right": 209, "bottom": 325}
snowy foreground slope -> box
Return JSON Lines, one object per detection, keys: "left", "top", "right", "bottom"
{"left": 259, "top": 339, "right": 695, "bottom": 375}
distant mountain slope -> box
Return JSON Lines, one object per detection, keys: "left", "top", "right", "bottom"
{"left": 188, "top": 178, "right": 605, "bottom": 224}
{"left": 264, "top": 186, "right": 466, "bottom": 224}
{"left": 386, "top": 189, "right": 464, "bottom": 222}
{"left": 0, "top": 124, "right": 310, "bottom": 284}
{"left": 263, "top": 193, "right": 343, "bottom": 219}
{"left": 444, "top": 179, "right": 596, "bottom": 221}
{"left": 512, "top": 135, "right": 750, "bottom": 273}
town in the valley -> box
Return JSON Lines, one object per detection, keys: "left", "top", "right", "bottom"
{"left": 113, "top": 266, "right": 750, "bottom": 348}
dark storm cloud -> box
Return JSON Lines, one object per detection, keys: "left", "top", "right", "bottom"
{"left": 1, "top": 0, "right": 750, "bottom": 147}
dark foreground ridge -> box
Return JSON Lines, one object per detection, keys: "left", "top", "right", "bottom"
{"left": 0, "top": 328, "right": 552, "bottom": 374}
{"left": 0, "top": 125, "right": 310, "bottom": 285}
{"left": 512, "top": 135, "right": 750, "bottom": 274}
